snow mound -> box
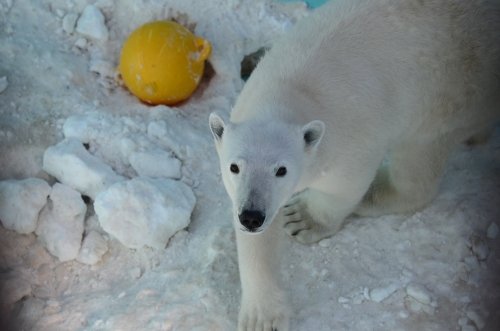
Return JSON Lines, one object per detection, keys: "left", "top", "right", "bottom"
{"left": 43, "top": 138, "right": 125, "bottom": 199}
{"left": 0, "top": 178, "right": 51, "bottom": 234}
{"left": 36, "top": 183, "right": 86, "bottom": 262}
{"left": 94, "top": 177, "right": 196, "bottom": 249}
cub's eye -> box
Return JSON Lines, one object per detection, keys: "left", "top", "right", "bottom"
{"left": 230, "top": 163, "right": 240, "bottom": 174}
{"left": 276, "top": 166, "right": 287, "bottom": 177}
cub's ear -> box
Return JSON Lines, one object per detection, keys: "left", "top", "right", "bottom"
{"left": 302, "top": 120, "right": 325, "bottom": 150}
{"left": 209, "top": 112, "right": 226, "bottom": 143}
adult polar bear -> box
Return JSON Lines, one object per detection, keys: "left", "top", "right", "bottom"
{"left": 209, "top": 0, "right": 500, "bottom": 329}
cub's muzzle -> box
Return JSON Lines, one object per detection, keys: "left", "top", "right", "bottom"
{"left": 238, "top": 210, "right": 265, "bottom": 232}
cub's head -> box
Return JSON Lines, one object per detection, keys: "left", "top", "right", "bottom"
{"left": 209, "top": 113, "right": 324, "bottom": 234}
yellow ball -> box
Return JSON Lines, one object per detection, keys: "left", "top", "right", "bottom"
{"left": 119, "top": 21, "right": 211, "bottom": 105}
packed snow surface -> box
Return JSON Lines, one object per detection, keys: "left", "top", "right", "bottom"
{"left": 0, "top": 0, "right": 499, "bottom": 330}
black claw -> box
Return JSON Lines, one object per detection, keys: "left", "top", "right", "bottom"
{"left": 291, "top": 227, "right": 311, "bottom": 236}
{"left": 284, "top": 220, "right": 302, "bottom": 225}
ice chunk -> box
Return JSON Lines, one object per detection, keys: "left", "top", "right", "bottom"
{"left": 74, "top": 37, "right": 87, "bottom": 49}
{"left": 405, "top": 283, "right": 437, "bottom": 314}
{"left": 337, "top": 296, "right": 350, "bottom": 304}
{"left": 62, "top": 13, "right": 78, "bottom": 34}
{"left": 369, "top": 284, "right": 399, "bottom": 303}
{"left": 94, "top": 177, "right": 196, "bottom": 249}
{"left": 129, "top": 150, "right": 182, "bottom": 179}
{"left": 486, "top": 222, "right": 498, "bottom": 239}
{"left": 406, "top": 284, "right": 432, "bottom": 305}
{"left": 0, "top": 178, "right": 51, "bottom": 234}
{"left": 470, "top": 235, "right": 489, "bottom": 261}
{"left": 75, "top": 5, "right": 108, "bottom": 41}
{"left": 77, "top": 230, "right": 108, "bottom": 265}
{"left": 43, "top": 138, "right": 124, "bottom": 199}
{"left": 36, "top": 183, "right": 86, "bottom": 261}
{"left": 147, "top": 120, "right": 183, "bottom": 157}
{"left": 344, "top": 287, "right": 368, "bottom": 305}
{"left": 0, "top": 76, "right": 8, "bottom": 93}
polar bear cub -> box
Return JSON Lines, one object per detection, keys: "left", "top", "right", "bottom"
{"left": 209, "top": 0, "right": 500, "bottom": 329}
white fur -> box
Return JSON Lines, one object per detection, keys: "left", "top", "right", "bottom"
{"left": 210, "top": 0, "right": 500, "bottom": 329}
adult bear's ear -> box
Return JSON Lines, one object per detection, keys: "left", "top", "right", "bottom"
{"left": 209, "top": 112, "right": 226, "bottom": 144}
{"left": 302, "top": 120, "right": 325, "bottom": 150}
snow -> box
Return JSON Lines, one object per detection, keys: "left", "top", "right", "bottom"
{"left": 62, "top": 13, "right": 78, "bottom": 35}
{"left": 0, "top": 274, "right": 32, "bottom": 308}
{"left": 77, "top": 230, "right": 109, "bottom": 265}
{"left": 94, "top": 177, "right": 196, "bottom": 249}
{"left": 469, "top": 235, "right": 490, "bottom": 261}
{"left": 75, "top": 5, "right": 109, "bottom": 41}
{"left": 0, "top": 178, "right": 51, "bottom": 234}
{"left": 43, "top": 138, "right": 125, "bottom": 199}
{"left": 466, "top": 310, "right": 486, "bottom": 330}
{"left": 406, "top": 284, "right": 433, "bottom": 306}
{"left": 0, "top": 76, "right": 8, "bottom": 94}
{"left": 486, "top": 222, "right": 498, "bottom": 239}
{"left": 0, "top": 0, "right": 499, "bottom": 330}
{"left": 369, "top": 283, "right": 400, "bottom": 303}
{"left": 35, "top": 183, "right": 86, "bottom": 262}
{"left": 74, "top": 37, "right": 88, "bottom": 49}
{"left": 129, "top": 150, "right": 182, "bottom": 179}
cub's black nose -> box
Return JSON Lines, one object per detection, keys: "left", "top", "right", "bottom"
{"left": 238, "top": 210, "right": 265, "bottom": 231}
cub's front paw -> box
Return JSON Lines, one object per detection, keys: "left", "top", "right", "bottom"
{"left": 238, "top": 299, "right": 290, "bottom": 331}
{"left": 282, "top": 193, "right": 341, "bottom": 244}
